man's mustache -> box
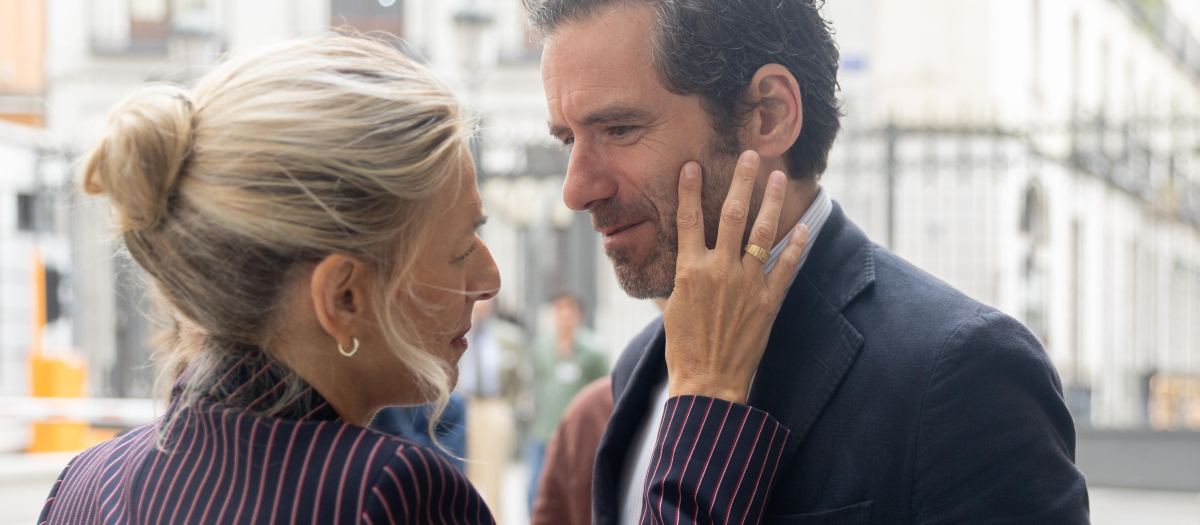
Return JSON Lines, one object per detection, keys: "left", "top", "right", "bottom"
{"left": 589, "top": 198, "right": 660, "bottom": 232}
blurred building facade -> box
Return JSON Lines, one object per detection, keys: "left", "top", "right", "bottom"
{"left": 0, "top": 1, "right": 73, "bottom": 457}
{"left": 0, "top": 0, "right": 46, "bottom": 127}
{"left": 6, "top": 0, "right": 1197, "bottom": 435}
{"left": 822, "top": 0, "right": 1200, "bottom": 428}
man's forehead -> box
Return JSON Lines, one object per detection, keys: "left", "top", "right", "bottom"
{"left": 541, "top": 6, "right": 660, "bottom": 113}
{"left": 542, "top": 3, "right": 656, "bottom": 67}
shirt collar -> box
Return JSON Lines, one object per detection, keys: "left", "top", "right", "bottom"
{"left": 763, "top": 186, "right": 833, "bottom": 288}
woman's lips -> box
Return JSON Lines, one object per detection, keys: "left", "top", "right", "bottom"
{"left": 451, "top": 326, "right": 470, "bottom": 350}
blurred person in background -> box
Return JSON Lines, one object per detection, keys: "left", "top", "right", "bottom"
{"left": 530, "top": 376, "right": 612, "bottom": 525}
{"left": 370, "top": 391, "right": 469, "bottom": 472}
{"left": 526, "top": 0, "right": 1090, "bottom": 523}
{"left": 458, "top": 297, "right": 527, "bottom": 514}
{"left": 37, "top": 29, "right": 811, "bottom": 525}
{"left": 531, "top": 299, "right": 660, "bottom": 525}
{"left": 527, "top": 292, "right": 607, "bottom": 511}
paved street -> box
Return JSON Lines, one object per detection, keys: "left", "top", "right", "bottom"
{"left": 1090, "top": 487, "right": 1200, "bottom": 525}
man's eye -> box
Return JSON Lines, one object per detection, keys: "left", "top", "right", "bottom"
{"left": 608, "top": 125, "right": 637, "bottom": 138}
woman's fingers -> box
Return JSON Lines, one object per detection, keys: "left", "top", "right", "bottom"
{"left": 714, "top": 151, "right": 761, "bottom": 258}
{"left": 676, "top": 162, "right": 706, "bottom": 258}
{"left": 743, "top": 170, "right": 787, "bottom": 270}
{"left": 766, "top": 223, "right": 809, "bottom": 297}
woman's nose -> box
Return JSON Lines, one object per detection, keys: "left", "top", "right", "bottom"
{"left": 470, "top": 243, "right": 501, "bottom": 302}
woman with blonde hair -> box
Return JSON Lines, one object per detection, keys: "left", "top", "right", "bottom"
{"left": 39, "top": 35, "right": 808, "bottom": 524}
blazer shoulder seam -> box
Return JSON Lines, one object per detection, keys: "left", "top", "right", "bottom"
{"left": 908, "top": 307, "right": 990, "bottom": 520}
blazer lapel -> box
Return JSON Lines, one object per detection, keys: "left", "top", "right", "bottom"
{"left": 593, "top": 202, "right": 874, "bottom": 523}
{"left": 748, "top": 202, "right": 875, "bottom": 460}
{"left": 593, "top": 320, "right": 666, "bottom": 525}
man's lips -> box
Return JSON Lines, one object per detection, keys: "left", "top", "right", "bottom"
{"left": 600, "top": 220, "right": 648, "bottom": 237}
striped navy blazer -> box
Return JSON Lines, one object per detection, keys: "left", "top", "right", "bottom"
{"left": 39, "top": 356, "right": 789, "bottom": 524}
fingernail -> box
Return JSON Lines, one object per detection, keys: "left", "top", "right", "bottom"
{"left": 739, "top": 150, "right": 759, "bottom": 167}
{"left": 683, "top": 163, "right": 699, "bottom": 179}
{"left": 770, "top": 171, "right": 786, "bottom": 188}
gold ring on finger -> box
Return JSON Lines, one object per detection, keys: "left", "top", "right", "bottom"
{"left": 744, "top": 244, "right": 769, "bottom": 264}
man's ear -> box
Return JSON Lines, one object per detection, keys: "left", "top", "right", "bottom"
{"left": 743, "top": 64, "right": 803, "bottom": 162}
{"left": 310, "top": 254, "right": 370, "bottom": 350}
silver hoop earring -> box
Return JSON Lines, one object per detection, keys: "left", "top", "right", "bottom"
{"left": 338, "top": 337, "right": 360, "bottom": 357}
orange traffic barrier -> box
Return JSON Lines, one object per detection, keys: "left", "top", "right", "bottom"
{"left": 27, "top": 248, "right": 89, "bottom": 453}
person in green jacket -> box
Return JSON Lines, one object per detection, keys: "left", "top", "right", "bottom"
{"left": 528, "top": 292, "right": 607, "bottom": 510}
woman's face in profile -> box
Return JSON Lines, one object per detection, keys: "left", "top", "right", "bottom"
{"left": 403, "top": 154, "right": 500, "bottom": 388}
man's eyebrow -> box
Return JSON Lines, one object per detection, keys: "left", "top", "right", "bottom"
{"left": 547, "top": 105, "right": 654, "bottom": 139}
{"left": 580, "top": 106, "right": 653, "bottom": 126}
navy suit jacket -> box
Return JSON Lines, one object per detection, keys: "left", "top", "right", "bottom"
{"left": 595, "top": 202, "right": 1090, "bottom": 524}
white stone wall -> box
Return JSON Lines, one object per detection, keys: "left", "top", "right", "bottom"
{"left": 822, "top": 0, "right": 1200, "bottom": 427}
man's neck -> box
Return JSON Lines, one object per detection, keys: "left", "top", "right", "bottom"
{"left": 772, "top": 179, "right": 820, "bottom": 248}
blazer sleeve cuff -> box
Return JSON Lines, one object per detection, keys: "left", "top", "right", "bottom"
{"left": 641, "top": 395, "right": 792, "bottom": 525}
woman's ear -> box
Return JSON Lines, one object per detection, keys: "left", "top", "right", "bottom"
{"left": 310, "top": 254, "right": 370, "bottom": 350}
{"left": 743, "top": 64, "right": 803, "bottom": 162}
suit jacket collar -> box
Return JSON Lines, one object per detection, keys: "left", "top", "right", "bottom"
{"left": 593, "top": 202, "right": 875, "bottom": 524}
{"left": 745, "top": 201, "right": 874, "bottom": 458}
{"left": 593, "top": 320, "right": 666, "bottom": 525}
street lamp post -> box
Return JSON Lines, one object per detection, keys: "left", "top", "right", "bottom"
{"left": 453, "top": 1, "right": 494, "bottom": 178}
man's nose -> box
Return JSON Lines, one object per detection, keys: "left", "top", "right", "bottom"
{"left": 562, "top": 145, "right": 618, "bottom": 211}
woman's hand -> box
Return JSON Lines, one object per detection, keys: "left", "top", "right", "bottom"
{"left": 664, "top": 150, "right": 809, "bottom": 404}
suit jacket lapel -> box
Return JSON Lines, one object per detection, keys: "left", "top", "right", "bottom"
{"left": 748, "top": 202, "right": 875, "bottom": 459}
{"left": 593, "top": 202, "right": 874, "bottom": 524}
{"left": 593, "top": 320, "right": 666, "bottom": 525}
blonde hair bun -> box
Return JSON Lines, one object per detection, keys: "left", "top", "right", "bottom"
{"left": 79, "top": 35, "right": 471, "bottom": 431}
{"left": 83, "top": 83, "right": 195, "bottom": 232}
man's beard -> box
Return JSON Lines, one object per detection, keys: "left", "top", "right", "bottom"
{"left": 591, "top": 134, "right": 758, "bottom": 299}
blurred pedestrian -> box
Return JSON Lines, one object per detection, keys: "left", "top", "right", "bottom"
{"left": 458, "top": 298, "right": 527, "bottom": 517}
{"left": 530, "top": 299, "right": 660, "bottom": 525}
{"left": 527, "top": 292, "right": 607, "bottom": 511}
{"left": 530, "top": 376, "right": 613, "bottom": 525}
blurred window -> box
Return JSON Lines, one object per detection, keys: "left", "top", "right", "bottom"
{"left": 331, "top": 0, "right": 404, "bottom": 37}
{"left": 91, "top": 0, "right": 170, "bottom": 54}
{"left": 17, "top": 192, "right": 54, "bottom": 232}
{"left": 1020, "top": 185, "right": 1047, "bottom": 245}
{"left": 17, "top": 193, "right": 37, "bottom": 231}
{"left": 1021, "top": 184, "right": 1048, "bottom": 343}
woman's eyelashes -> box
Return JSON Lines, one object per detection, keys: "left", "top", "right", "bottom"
{"left": 451, "top": 244, "right": 477, "bottom": 264}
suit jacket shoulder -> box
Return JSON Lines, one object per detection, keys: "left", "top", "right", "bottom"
{"left": 364, "top": 439, "right": 494, "bottom": 524}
